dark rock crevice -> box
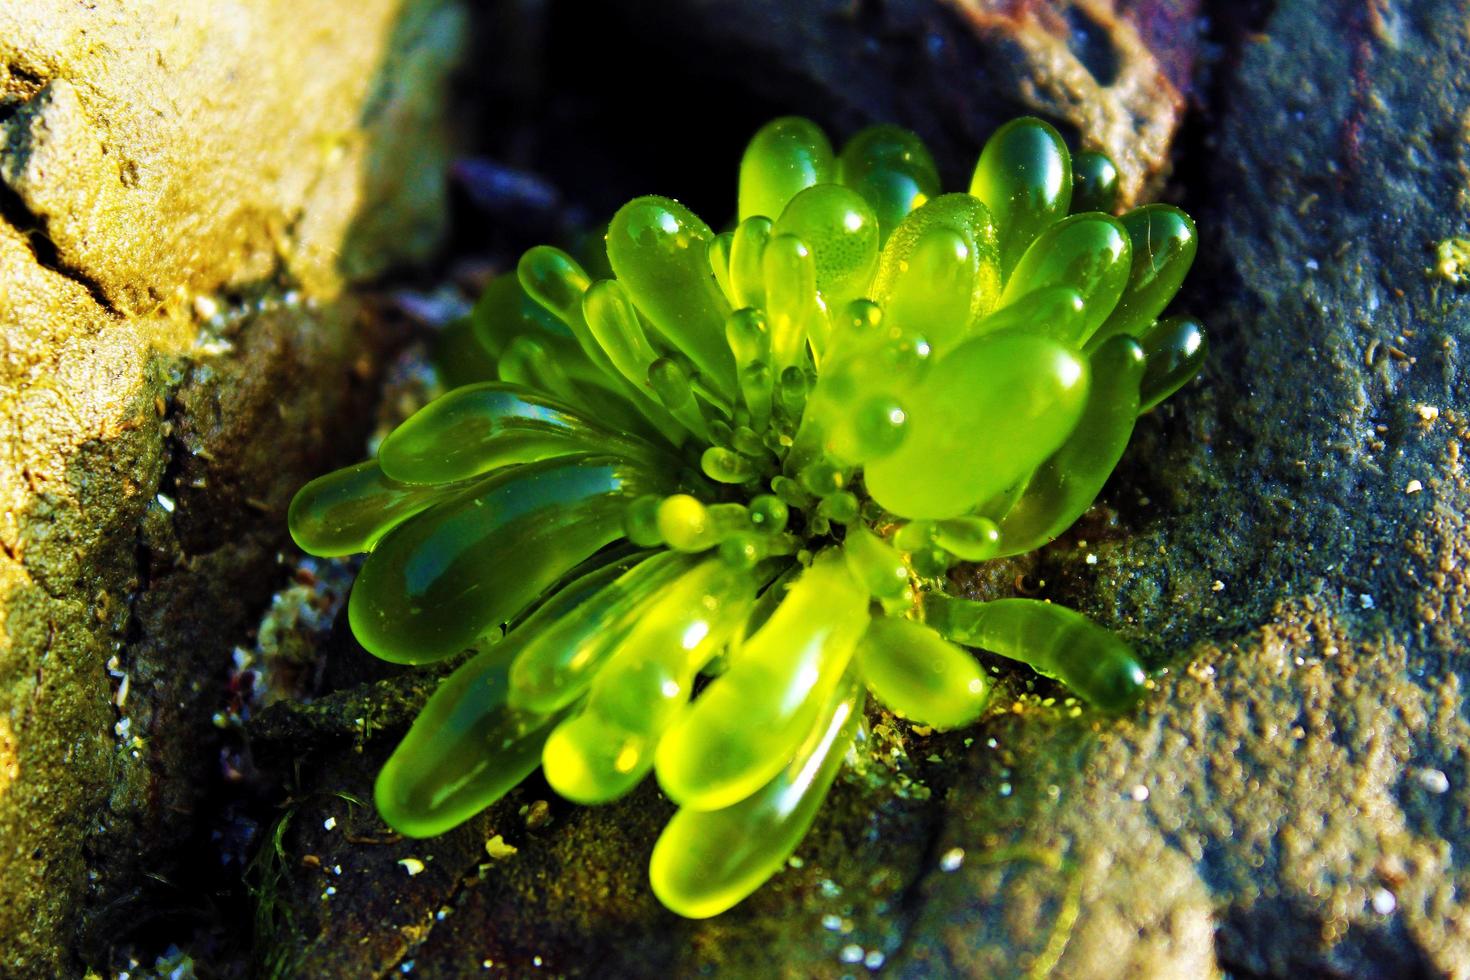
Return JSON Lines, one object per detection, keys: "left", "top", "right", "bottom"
{"left": 0, "top": 174, "right": 122, "bottom": 319}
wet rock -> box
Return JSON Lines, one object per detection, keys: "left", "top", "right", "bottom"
{"left": 899, "top": 0, "right": 1470, "bottom": 975}
{"left": 11, "top": 0, "right": 1465, "bottom": 975}
{"left": 250, "top": 684, "right": 938, "bottom": 978}
{"left": 0, "top": 1, "right": 466, "bottom": 974}
{"left": 261, "top": 1, "right": 1470, "bottom": 976}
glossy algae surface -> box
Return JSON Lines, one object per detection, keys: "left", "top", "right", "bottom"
{"left": 290, "top": 114, "right": 1205, "bottom": 917}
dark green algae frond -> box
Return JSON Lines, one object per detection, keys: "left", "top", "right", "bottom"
{"left": 288, "top": 115, "right": 1206, "bottom": 919}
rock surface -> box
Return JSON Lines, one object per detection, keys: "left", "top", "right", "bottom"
{"left": 9, "top": 0, "right": 1470, "bottom": 976}
{"left": 904, "top": 0, "right": 1470, "bottom": 975}
{"left": 0, "top": 1, "right": 466, "bottom": 974}
{"left": 249, "top": 1, "right": 1470, "bottom": 976}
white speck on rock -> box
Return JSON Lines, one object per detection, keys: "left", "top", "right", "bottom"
{"left": 1417, "top": 768, "right": 1450, "bottom": 794}
{"left": 1372, "top": 888, "right": 1397, "bottom": 915}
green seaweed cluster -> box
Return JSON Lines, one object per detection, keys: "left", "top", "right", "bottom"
{"left": 289, "top": 116, "right": 1205, "bottom": 918}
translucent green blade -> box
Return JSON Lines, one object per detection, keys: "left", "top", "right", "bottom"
{"left": 1070, "top": 150, "right": 1120, "bottom": 215}
{"left": 970, "top": 285, "right": 1088, "bottom": 346}
{"left": 1087, "top": 204, "right": 1198, "bottom": 348}
{"left": 288, "top": 460, "right": 461, "bottom": 558}
{"left": 469, "top": 273, "right": 576, "bottom": 360}
{"left": 374, "top": 634, "right": 568, "bottom": 838}
{"left": 996, "top": 335, "right": 1146, "bottom": 555}
{"left": 837, "top": 124, "right": 941, "bottom": 243}
{"left": 1138, "top": 315, "right": 1207, "bottom": 412}
{"left": 772, "top": 183, "right": 880, "bottom": 314}
{"left": 864, "top": 333, "right": 1090, "bottom": 520}
{"left": 933, "top": 515, "right": 1002, "bottom": 561}
{"left": 348, "top": 455, "right": 656, "bottom": 664}
{"left": 924, "top": 595, "right": 1146, "bottom": 711}
{"left": 541, "top": 559, "right": 755, "bottom": 803}
{"left": 378, "top": 382, "right": 665, "bottom": 485}
{"left": 871, "top": 193, "right": 1001, "bottom": 351}
{"left": 842, "top": 525, "right": 911, "bottom": 602}
{"left": 509, "top": 551, "right": 694, "bottom": 713}
{"left": 998, "top": 212, "right": 1131, "bottom": 345}
{"left": 761, "top": 233, "right": 820, "bottom": 370}
{"left": 649, "top": 671, "right": 864, "bottom": 919}
{"left": 606, "top": 196, "right": 737, "bottom": 397}
{"left": 968, "top": 117, "right": 1073, "bottom": 277}
{"left": 738, "top": 117, "right": 835, "bottom": 223}
{"left": 855, "top": 617, "right": 989, "bottom": 729}
{"left": 581, "top": 278, "right": 662, "bottom": 398}
{"left": 654, "top": 551, "right": 868, "bottom": 811}
{"left": 521, "top": 246, "right": 684, "bottom": 439}
{"left": 729, "top": 216, "right": 774, "bottom": 310}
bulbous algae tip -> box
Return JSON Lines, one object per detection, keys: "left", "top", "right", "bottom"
{"left": 289, "top": 115, "right": 1206, "bottom": 918}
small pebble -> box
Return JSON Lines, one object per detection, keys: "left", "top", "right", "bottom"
{"left": 1417, "top": 768, "right": 1450, "bottom": 794}
{"left": 939, "top": 847, "right": 965, "bottom": 872}
{"left": 323, "top": 817, "right": 337, "bottom": 831}
{"left": 485, "top": 835, "right": 518, "bottom": 860}
{"left": 523, "top": 799, "right": 552, "bottom": 830}
{"left": 840, "top": 944, "right": 865, "bottom": 964}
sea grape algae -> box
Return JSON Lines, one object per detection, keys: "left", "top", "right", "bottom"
{"left": 290, "top": 115, "right": 1204, "bottom": 917}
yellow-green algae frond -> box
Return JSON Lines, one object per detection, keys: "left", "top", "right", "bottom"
{"left": 288, "top": 116, "right": 1206, "bottom": 918}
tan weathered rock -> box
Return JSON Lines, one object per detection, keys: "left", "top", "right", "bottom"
{"left": 0, "top": 0, "right": 463, "bottom": 311}
{"left": 944, "top": 0, "right": 1192, "bottom": 205}
{"left": 0, "top": 1, "right": 466, "bottom": 973}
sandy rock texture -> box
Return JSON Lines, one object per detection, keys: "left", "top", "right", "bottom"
{"left": 0, "top": 1, "right": 466, "bottom": 974}
{"left": 901, "top": 0, "right": 1470, "bottom": 975}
